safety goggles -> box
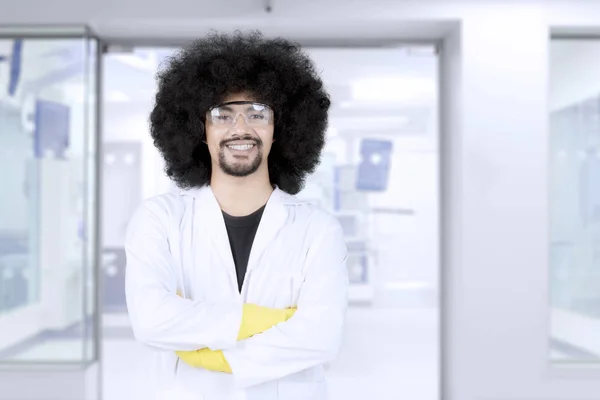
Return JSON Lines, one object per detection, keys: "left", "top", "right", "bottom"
{"left": 206, "top": 101, "right": 274, "bottom": 128}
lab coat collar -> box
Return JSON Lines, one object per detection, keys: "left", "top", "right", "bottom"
{"left": 178, "top": 184, "right": 301, "bottom": 205}
{"left": 179, "top": 184, "right": 297, "bottom": 293}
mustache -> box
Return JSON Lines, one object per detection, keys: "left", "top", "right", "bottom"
{"left": 220, "top": 135, "right": 262, "bottom": 147}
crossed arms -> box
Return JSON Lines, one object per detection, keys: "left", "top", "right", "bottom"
{"left": 124, "top": 201, "right": 349, "bottom": 388}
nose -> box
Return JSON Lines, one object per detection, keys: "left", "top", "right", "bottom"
{"left": 229, "top": 114, "right": 250, "bottom": 133}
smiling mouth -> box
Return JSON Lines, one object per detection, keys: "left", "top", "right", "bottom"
{"left": 227, "top": 144, "right": 255, "bottom": 151}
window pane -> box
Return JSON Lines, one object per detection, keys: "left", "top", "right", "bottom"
{"left": 304, "top": 46, "right": 440, "bottom": 398}
{"left": 0, "top": 36, "right": 99, "bottom": 364}
{"left": 550, "top": 39, "right": 600, "bottom": 363}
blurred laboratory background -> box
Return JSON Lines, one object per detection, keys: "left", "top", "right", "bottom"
{"left": 0, "top": 36, "right": 441, "bottom": 399}
{"left": 1, "top": 1, "right": 600, "bottom": 400}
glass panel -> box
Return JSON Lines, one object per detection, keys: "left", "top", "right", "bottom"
{"left": 304, "top": 46, "right": 440, "bottom": 399}
{"left": 550, "top": 39, "right": 600, "bottom": 363}
{"left": 83, "top": 37, "right": 99, "bottom": 364}
{"left": 0, "top": 34, "right": 99, "bottom": 364}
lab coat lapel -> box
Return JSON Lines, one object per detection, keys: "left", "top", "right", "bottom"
{"left": 247, "top": 188, "right": 288, "bottom": 273}
{"left": 193, "top": 186, "right": 238, "bottom": 292}
{"left": 183, "top": 186, "right": 290, "bottom": 293}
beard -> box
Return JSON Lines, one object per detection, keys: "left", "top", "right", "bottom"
{"left": 218, "top": 136, "right": 263, "bottom": 177}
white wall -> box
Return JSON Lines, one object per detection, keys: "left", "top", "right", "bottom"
{"left": 441, "top": 5, "right": 600, "bottom": 400}
{"left": 451, "top": 12, "right": 552, "bottom": 399}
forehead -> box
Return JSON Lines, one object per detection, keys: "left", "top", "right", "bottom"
{"left": 221, "top": 92, "right": 257, "bottom": 103}
{"left": 212, "top": 92, "right": 270, "bottom": 112}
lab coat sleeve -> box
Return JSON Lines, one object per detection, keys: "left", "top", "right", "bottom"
{"left": 125, "top": 198, "right": 243, "bottom": 352}
{"left": 223, "top": 220, "right": 349, "bottom": 388}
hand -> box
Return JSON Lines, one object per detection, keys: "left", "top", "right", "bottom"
{"left": 176, "top": 291, "right": 296, "bottom": 340}
{"left": 174, "top": 291, "right": 296, "bottom": 372}
{"left": 238, "top": 304, "right": 296, "bottom": 340}
{"left": 176, "top": 348, "right": 232, "bottom": 373}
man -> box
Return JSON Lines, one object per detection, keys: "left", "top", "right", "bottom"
{"left": 125, "top": 31, "right": 349, "bottom": 400}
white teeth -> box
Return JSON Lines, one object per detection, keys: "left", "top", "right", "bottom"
{"left": 228, "top": 144, "right": 254, "bottom": 150}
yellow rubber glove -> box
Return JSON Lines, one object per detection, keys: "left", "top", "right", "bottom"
{"left": 174, "top": 296, "right": 296, "bottom": 373}
{"left": 237, "top": 303, "right": 296, "bottom": 340}
{"left": 176, "top": 348, "right": 232, "bottom": 373}
{"left": 175, "top": 292, "right": 296, "bottom": 340}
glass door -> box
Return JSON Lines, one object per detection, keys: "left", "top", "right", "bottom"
{"left": 0, "top": 25, "right": 100, "bottom": 367}
{"left": 100, "top": 43, "right": 440, "bottom": 400}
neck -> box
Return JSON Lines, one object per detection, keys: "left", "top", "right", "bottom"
{"left": 210, "top": 166, "right": 273, "bottom": 216}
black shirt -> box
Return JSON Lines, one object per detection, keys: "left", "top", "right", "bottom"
{"left": 222, "top": 205, "right": 266, "bottom": 292}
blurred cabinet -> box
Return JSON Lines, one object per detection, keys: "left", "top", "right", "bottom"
{"left": 102, "top": 248, "right": 127, "bottom": 313}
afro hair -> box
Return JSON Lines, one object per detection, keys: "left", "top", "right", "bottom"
{"left": 149, "top": 30, "right": 331, "bottom": 195}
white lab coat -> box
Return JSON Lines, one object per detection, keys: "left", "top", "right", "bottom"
{"left": 125, "top": 185, "right": 349, "bottom": 400}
